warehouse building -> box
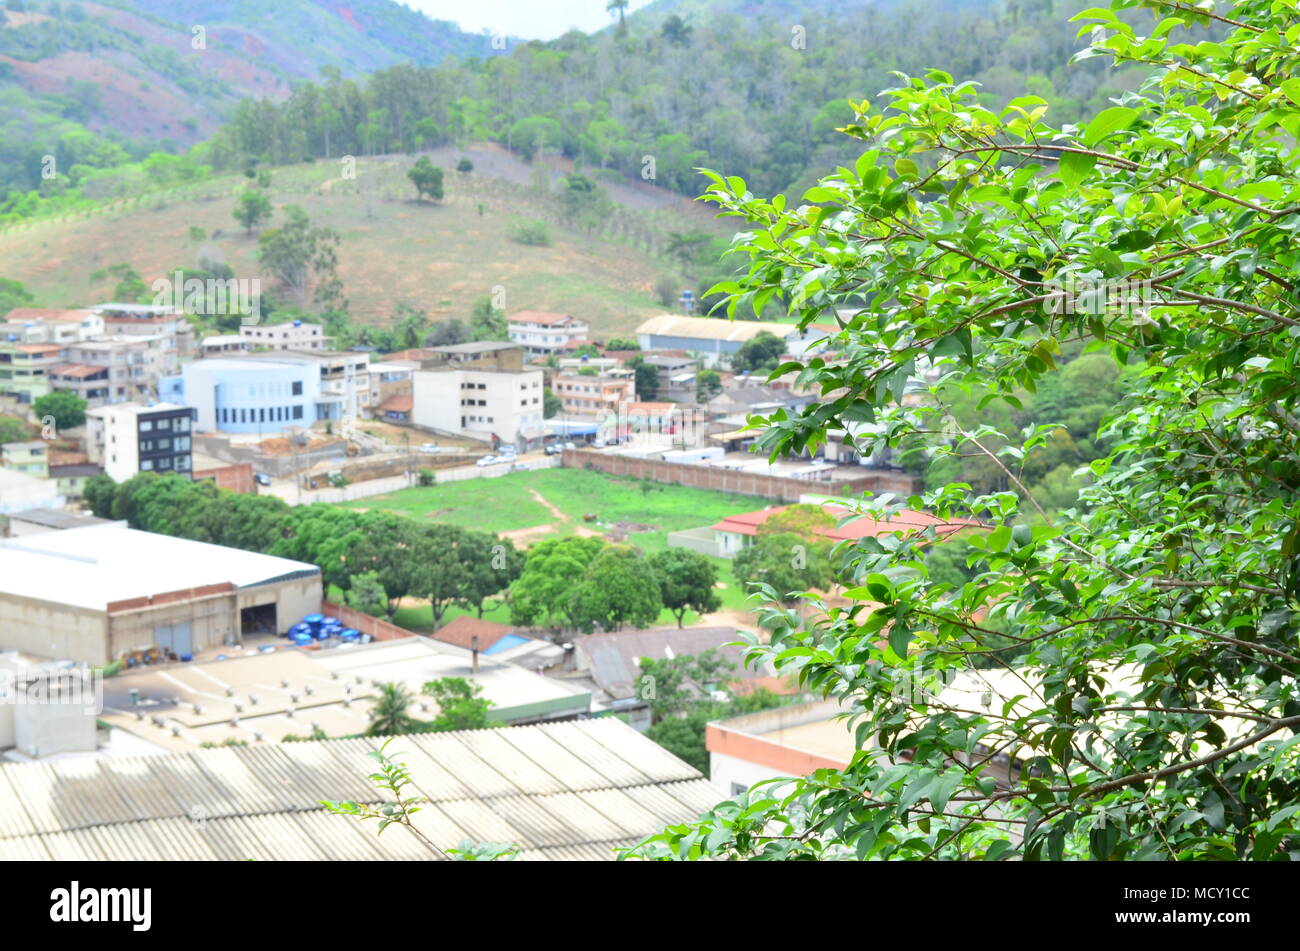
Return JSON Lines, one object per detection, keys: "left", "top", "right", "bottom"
{"left": 0, "top": 719, "right": 719, "bottom": 860}
{"left": 0, "top": 525, "right": 321, "bottom": 665}
{"left": 635, "top": 314, "right": 833, "bottom": 367}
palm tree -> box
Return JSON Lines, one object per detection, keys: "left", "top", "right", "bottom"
{"left": 367, "top": 682, "right": 421, "bottom": 736}
{"left": 606, "top": 0, "right": 629, "bottom": 36}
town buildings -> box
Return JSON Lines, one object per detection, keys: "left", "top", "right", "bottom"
{"left": 240, "top": 319, "right": 326, "bottom": 352}
{"left": 1, "top": 308, "right": 104, "bottom": 345}
{"left": 507, "top": 311, "right": 590, "bottom": 355}
{"left": 53, "top": 335, "right": 171, "bottom": 406}
{"left": 0, "top": 342, "right": 63, "bottom": 405}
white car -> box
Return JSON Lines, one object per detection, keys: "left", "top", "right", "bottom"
{"left": 512, "top": 462, "right": 530, "bottom": 472}
{"left": 475, "top": 456, "right": 498, "bottom": 467}
{"left": 418, "top": 443, "right": 439, "bottom": 453}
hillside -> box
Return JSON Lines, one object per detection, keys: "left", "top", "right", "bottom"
{"left": 197, "top": 0, "right": 1165, "bottom": 205}
{"left": 0, "top": 0, "right": 506, "bottom": 193}
{"left": 0, "top": 144, "right": 722, "bottom": 335}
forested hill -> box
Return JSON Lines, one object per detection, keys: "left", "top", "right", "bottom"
{"left": 0, "top": 0, "right": 505, "bottom": 193}
{"left": 198, "top": 0, "right": 1165, "bottom": 200}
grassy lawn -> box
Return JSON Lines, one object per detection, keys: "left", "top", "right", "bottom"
{"left": 339, "top": 468, "right": 769, "bottom": 631}
{"left": 344, "top": 467, "right": 768, "bottom": 539}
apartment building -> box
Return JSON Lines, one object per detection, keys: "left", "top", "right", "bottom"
{"left": 240, "top": 319, "right": 325, "bottom": 351}
{"left": 553, "top": 369, "right": 635, "bottom": 418}
{"left": 85, "top": 402, "right": 197, "bottom": 482}
{"left": 0, "top": 441, "right": 49, "bottom": 478}
{"left": 412, "top": 342, "right": 545, "bottom": 446}
{"left": 0, "top": 342, "right": 64, "bottom": 404}
{"left": 96, "top": 303, "right": 194, "bottom": 372}
{"left": 200, "top": 334, "right": 251, "bottom": 357}
{"left": 368, "top": 361, "right": 417, "bottom": 419}
{"left": 1, "top": 308, "right": 104, "bottom": 345}
{"left": 52, "top": 335, "right": 169, "bottom": 406}
{"left": 507, "top": 311, "right": 590, "bottom": 356}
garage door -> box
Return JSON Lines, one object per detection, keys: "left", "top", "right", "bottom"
{"left": 154, "top": 622, "right": 193, "bottom": 656}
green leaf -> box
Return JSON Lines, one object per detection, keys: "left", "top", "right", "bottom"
{"left": 1057, "top": 150, "right": 1096, "bottom": 185}
{"left": 1082, "top": 106, "right": 1138, "bottom": 146}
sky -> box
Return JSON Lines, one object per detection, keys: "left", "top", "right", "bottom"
{"left": 404, "top": 0, "right": 658, "bottom": 41}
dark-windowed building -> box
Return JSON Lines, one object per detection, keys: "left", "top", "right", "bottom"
{"left": 86, "top": 402, "right": 197, "bottom": 483}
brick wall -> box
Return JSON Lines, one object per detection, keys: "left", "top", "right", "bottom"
{"left": 322, "top": 600, "right": 414, "bottom": 643}
{"left": 194, "top": 462, "right": 255, "bottom": 494}
{"left": 560, "top": 449, "right": 917, "bottom": 502}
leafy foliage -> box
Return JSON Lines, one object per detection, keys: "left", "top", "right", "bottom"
{"left": 630, "top": 0, "right": 1300, "bottom": 861}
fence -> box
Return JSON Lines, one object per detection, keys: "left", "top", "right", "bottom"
{"left": 560, "top": 449, "right": 918, "bottom": 502}
{"left": 321, "top": 601, "right": 414, "bottom": 643}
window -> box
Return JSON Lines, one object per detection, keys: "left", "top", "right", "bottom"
{"left": 292, "top": 406, "right": 303, "bottom": 420}
{"left": 157, "top": 457, "right": 171, "bottom": 470}
{"left": 140, "top": 440, "right": 152, "bottom": 452}
{"left": 176, "top": 416, "right": 190, "bottom": 433}
{"left": 156, "top": 438, "right": 171, "bottom": 451}
{"left": 175, "top": 456, "right": 190, "bottom": 471}
{"left": 139, "top": 420, "right": 153, "bottom": 432}
{"left": 259, "top": 408, "right": 266, "bottom": 423}
{"left": 155, "top": 418, "right": 171, "bottom": 430}
{"left": 292, "top": 381, "right": 303, "bottom": 396}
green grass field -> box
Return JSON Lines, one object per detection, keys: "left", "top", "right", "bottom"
{"left": 342, "top": 468, "right": 770, "bottom": 631}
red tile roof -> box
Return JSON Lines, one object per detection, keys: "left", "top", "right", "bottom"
{"left": 50, "top": 363, "right": 107, "bottom": 379}
{"left": 433, "top": 616, "right": 517, "bottom": 652}
{"left": 13, "top": 343, "right": 65, "bottom": 354}
{"left": 377, "top": 394, "right": 413, "bottom": 413}
{"left": 711, "top": 505, "right": 980, "bottom": 542}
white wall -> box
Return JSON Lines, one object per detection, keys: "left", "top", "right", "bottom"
{"left": 709, "top": 752, "right": 801, "bottom": 798}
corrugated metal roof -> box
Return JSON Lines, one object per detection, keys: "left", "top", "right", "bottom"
{"left": 0, "top": 721, "right": 715, "bottom": 860}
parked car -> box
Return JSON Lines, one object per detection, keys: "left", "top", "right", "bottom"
{"left": 475, "top": 455, "right": 498, "bottom": 467}
{"left": 253, "top": 473, "right": 271, "bottom": 486}
{"left": 512, "top": 462, "right": 530, "bottom": 472}
{"left": 499, "top": 445, "right": 517, "bottom": 457}
{"left": 418, "top": 443, "right": 439, "bottom": 453}
{"left": 592, "top": 439, "right": 606, "bottom": 448}
{"left": 544, "top": 444, "right": 559, "bottom": 455}
{"left": 562, "top": 441, "right": 576, "bottom": 450}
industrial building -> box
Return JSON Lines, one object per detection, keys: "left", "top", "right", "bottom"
{"left": 0, "top": 718, "right": 718, "bottom": 860}
{"left": 0, "top": 525, "right": 321, "bottom": 665}
{"left": 635, "top": 314, "right": 833, "bottom": 367}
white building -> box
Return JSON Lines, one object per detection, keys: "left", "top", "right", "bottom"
{"left": 240, "top": 319, "right": 326, "bottom": 351}
{"left": 1, "top": 308, "right": 104, "bottom": 345}
{"left": 411, "top": 343, "right": 545, "bottom": 446}
{"left": 0, "top": 468, "right": 66, "bottom": 516}
{"left": 85, "top": 402, "right": 196, "bottom": 482}
{"left": 507, "top": 311, "right": 589, "bottom": 356}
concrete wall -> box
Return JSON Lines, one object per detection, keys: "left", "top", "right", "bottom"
{"left": 107, "top": 591, "right": 239, "bottom": 659}
{"left": 0, "top": 594, "right": 108, "bottom": 664}
{"left": 561, "top": 449, "right": 917, "bottom": 502}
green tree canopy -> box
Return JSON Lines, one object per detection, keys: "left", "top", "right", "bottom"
{"left": 33, "top": 390, "right": 86, "bottom": 431}
{"left": 649, "top": 548, "right": 721, "bottom": 628}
